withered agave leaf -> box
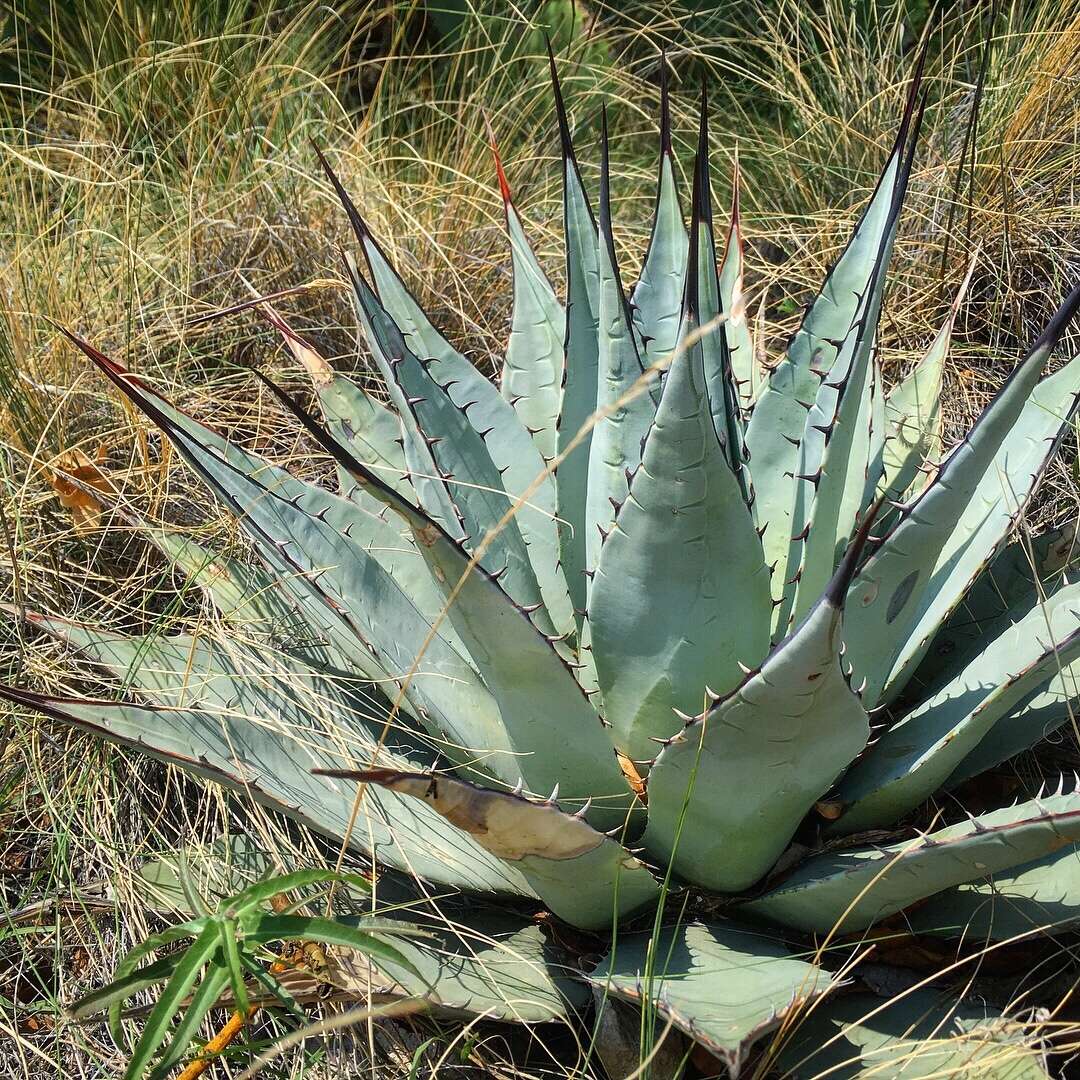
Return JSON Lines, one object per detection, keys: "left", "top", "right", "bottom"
{"left": 318, "top": 769, "right": 659, "bottom": 932}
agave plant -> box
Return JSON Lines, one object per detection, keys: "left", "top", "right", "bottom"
{"left": 8, "top": 49, "right": 1080, "bottom": 1077}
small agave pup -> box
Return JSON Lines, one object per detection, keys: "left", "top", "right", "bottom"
{"left": 8, "top": 48, "right": 1080, "bottom": 1077}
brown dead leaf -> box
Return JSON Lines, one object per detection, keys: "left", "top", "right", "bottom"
{"left": 260, "top": 301, "right": 334, "bottom": 387}
{"left": 48, "top": 446, "right": 114, "bottom": 532}
{"left": 617, "top": 751, "right": 647, "bottom": 805}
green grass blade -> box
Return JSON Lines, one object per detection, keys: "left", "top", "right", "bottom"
{"left": 124, "top": 923, "right": 220, "bottom": 1080}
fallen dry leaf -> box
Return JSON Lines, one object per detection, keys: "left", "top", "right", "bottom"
{"left": 47, "top": 446, "right": 114, "bottom": 532}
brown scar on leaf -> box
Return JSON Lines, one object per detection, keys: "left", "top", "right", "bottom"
{"left": 413, "top": 523, "right": 441, "bottom": 549}
{"left": 315, "top": 767, "right": 602, "bottom": 862}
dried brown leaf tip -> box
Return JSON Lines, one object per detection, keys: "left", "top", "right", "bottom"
{"left": 47, "top": 446, "right": 114, "bottom": 532}
{"left": 617, "top": 750, "right": 647, "bottom": 805}
{"left": 264, "top": 302, "right": 334, "bottom": 388}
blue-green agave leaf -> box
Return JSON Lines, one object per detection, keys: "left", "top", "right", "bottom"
{"left": 745, "top": 789, "right": 1080, "bottom": 934}
{"left": 586, "top": 109, "right": 657, "bottom": 577}
{"left": 832, "top": 582, "right": 1080, "bottom": 833}
{"left": 588, "top": 228, "right": 773, "bottom": 766}
{"left": 259, "top": 300, "right": 412, "bottom": 500}
{"left": 776, "top": 989, "right": 1050, "bottom": 1079}
{"left": 718, "top": 155, "right": 762, "bottom": 408}
{"left": 548, "top": 47, "right": 601, "bottom": 626}
{"left": 881, "top": 345, "right": 1080, "bottom": 704}
{"left": 343, "top": 909, "right": 589, "bottom": 1023}
{"left": 65, "top": 335, "right": 514, "bottom": 765}
{"left": 147, "top": 530, "right": 312, "bottom": 643}
{"left": 0, "top": 682, "right": 532, "bottom": 896}
{"left": 642, "top": 522, "right": 871, "bottom": 892}
{"left": 20, "top": 610, "right": 442, "bottom": 766}
{"left": 630, "top": 59, "right": 688, "bottom": 375}
{"left": 875, "top": 260, "right": 975, "bottom": 505}
{"left": 318, "top": 150, "right": 575, "bottom": 644}
{"left": 590, "top": 920, "right": 836, "bottom": 1077}
{"left": 321, "top": 769, "right": 658, "bottom": 932}
{"left": 261, "top": 375, "right": 636, "bottom": 828}
{"left": 491, "top": 133, "right": 565, "bottom": 464}
{"left": 844, "top": 288, "right": 1080, "bottom": 708}
{"left": 744, "top": 60, "right": 924, "bottom": 606}
{"left": 692, "top": 87, "right": 749, "bottom": 498}
{"left": 316, "top": 148, "right": 539, "bottom": 514}
{"left": 906, "top": 843, "right": 1080, "bottom": 943}
{"left": 778, "top": 107, "right": 921, "bottom": 634}
{"left": 910, "top": 523, "right": 1078, "bottom": 701}
{"left": 947, "top": 678, "right": 1080, "bottom": 792}
{"left": 344, "top": 259, "right": 566, "bottom": 643}
{"left": 782, "top": 251, "right": 887, "bottom": 631}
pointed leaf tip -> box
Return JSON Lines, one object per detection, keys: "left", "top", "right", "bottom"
{"left": 658, "top": 51, "right": 671, "bottom": 156}
{"left": 58, "top": 326, "right": 126, "bottom": 380}
{"left": 546, "top": 43, "right": 577, "bottom": 167}
{"left": 482, "top": 112, "right": 512, "bottom": 205}
{"left": 1033, "top": 279, "right": 1080, "bottom": 356}
{"left": 729, "top": 147, "right": 741, "bottom": 230}
{"left": 311, "top": 142, "right": 376, "bottom": 254}
{"left": 892, "top": 27, "right": 930, "bottom": 160}
{"left": 824, "top": 496, "right": 883, "bottom": 607}
{"left": 696, "top": 81, "right": 709, "bottom": 177}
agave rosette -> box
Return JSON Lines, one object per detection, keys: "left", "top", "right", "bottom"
{"left": 7, "top": 50, "right": 1080, "bottom": 1077}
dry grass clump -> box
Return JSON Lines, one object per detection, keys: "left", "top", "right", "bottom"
{"left": 1, "top": 0, "right": 1079, "bottom": 1074}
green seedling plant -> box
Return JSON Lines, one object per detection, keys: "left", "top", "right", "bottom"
{"left": 68, "top": 867, "right": 419, "bottom": 1080}
{"left": 8, "top": 43, "right": 1080, "bottom": 1078}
